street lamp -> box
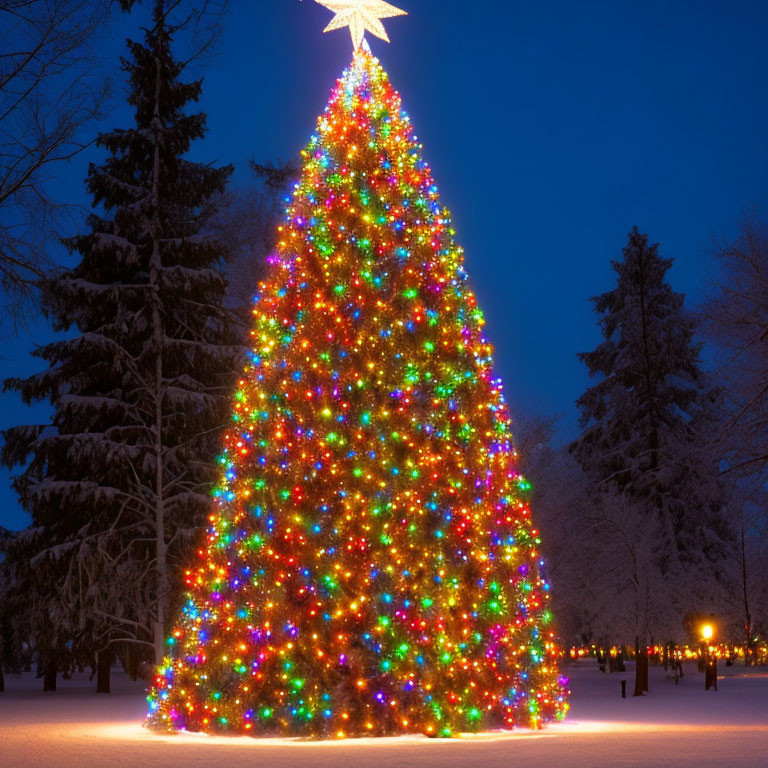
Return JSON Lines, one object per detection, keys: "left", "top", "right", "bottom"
{"left": 701, "top": 621, "right": 717, "bottom": 691}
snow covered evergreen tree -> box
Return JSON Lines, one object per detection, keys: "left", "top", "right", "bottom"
{"left": 1, "top": 0, "right": 238, "bottom": 681}
{"left": 570, "top": 227, "right": 731, "bottom": 690}
{"left": 571, "top": 228, "right": 728, "bottom": 568}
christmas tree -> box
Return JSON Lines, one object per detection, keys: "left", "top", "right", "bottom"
{"left": 149, "top": 4, "right": 568, "bottom": 738}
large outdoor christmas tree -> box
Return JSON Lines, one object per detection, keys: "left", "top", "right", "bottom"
{"left": 149, "top": 1, "right": 568, "bottom": 738}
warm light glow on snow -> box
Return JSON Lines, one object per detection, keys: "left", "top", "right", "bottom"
{"left": 72, "top": 717, "right": 768, "bottom": 747}
{"left": 3, "top": 666, "right": 768, "bottom": 767}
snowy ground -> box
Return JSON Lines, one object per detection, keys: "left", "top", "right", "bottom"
{"left": 1, "top": 661, "right": 766, "bottom": 767}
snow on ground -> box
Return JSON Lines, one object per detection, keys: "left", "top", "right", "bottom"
{"left": 1, "top": 661, "right": 766, "bottom": 768}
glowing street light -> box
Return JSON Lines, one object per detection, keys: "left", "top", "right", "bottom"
{"left": 701, "top": 620, "right": 717, "bottom": 692}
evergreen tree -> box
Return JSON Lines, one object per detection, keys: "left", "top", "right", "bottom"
{"left": 149, "top": 45, "right": 567, "bottom": 739}
{"left": 571, "top": 228, "right": 727, "bottom": 567}
{"left": 1, "top": 0, "right": 238, "bottom": 680}
{"left": 570, "top": 228, "right": 731, "bottom": 695}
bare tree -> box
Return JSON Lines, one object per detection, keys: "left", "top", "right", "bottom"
{"left": 726, "top": 476, "right": 768, "bottom": 665}
{"left": 0, "top": 0, "right": 233, "bottom": 325}
{"left": 702, "top": 213, "right": 768, "bottom": 661}
{"left": 513, "top": 415, "right": 603, "bottom": 645}
{"left": 703, "top": 214, "right": 768, "bottom": 473}
{"left": 0, "top": 0, "right": 116, "bottom": 319}
{"left": 206, "top": 158, "right": 299, "bottom": 312}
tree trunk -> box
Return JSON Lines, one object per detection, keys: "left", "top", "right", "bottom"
{"left": 96, "top": 647, "right": 112, "bottom": 694}
{"left": 149, "top": 3, "right": 168, "bottom": 667}
{"left": 0, "top": 656, "right": 5, "bottom": 693}
{"left": 633, "top": 638, "right": 649, "bottom": 696}
{"left": 641, "top": 650, "right": 649, "bottom": 692}
{"left": 43, "top": 657, "right": 57, "bottom": 692}
{"left": 740, "top": 519, "right": 753, "bottom": 666}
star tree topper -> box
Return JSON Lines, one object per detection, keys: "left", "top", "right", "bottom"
{"left": 314, "top": 0, "right": 407, "bottom": 50}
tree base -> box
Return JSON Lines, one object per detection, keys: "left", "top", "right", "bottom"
{"left": 97, "top": 648, "right": 112, "bottom": 694}
{"left": 43, "top": 659, "right": 57, "bottom": 692}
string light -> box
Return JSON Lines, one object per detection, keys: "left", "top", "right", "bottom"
{"left": 148, "top": 45, "right": 569, "bottom": 739}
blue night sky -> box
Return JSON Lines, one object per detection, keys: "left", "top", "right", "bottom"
{"left": 2, "top": 0, "right": 768, "bottom": 530}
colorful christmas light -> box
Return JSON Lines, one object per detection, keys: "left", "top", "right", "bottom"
{"left": 148, "top": 44, "right": 569, "bottom": 739}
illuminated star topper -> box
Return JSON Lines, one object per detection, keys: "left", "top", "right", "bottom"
{"left": 314, "top": 0, "right": 407, "bottom": 50}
